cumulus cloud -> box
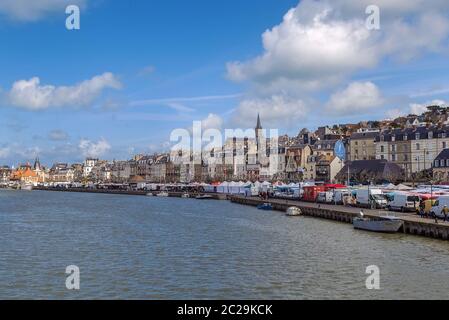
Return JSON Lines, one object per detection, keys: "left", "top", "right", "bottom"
{"left": 78, "top": 138, "right": 111, "bottom": 158}
{"left": 232, "top": 95, "right": 308, "bottom": 128}
{"left": 326, "top": 81, "right": 383, "bottom": 115}
{"left": 410, "top": 99, "right": 447, "bottom": 115}
{"left": 200, "top": 113, "right": 223, "bottom": 131}
{"left": 48, "top": 129, "right": 69, "bottom": 141}
{"left": 226, "top": 0, "right": 449, "bottom": 93}
{"left": 0, "top": 0, "right": 86, "bottom": 21}
{"left": 8, "top": 73, "right": 121, "bottom": 110}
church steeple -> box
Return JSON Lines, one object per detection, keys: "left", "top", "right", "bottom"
{"left": 255, "top": 113, "right": 262, "bottom": 130}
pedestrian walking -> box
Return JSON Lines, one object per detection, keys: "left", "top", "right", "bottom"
{"left": 442, "top": 205, "right": 449, "bottom": 222}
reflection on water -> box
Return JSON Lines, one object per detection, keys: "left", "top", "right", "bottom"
{"left": 0, "top": 190, "right": 448, "bottom": 299}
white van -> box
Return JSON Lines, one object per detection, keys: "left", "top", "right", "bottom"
{"left": 387, "top": 193, "right": 420, "bottom": 212}
{"left": 334, "top": 189, "right": 350, "bottom": 205}
{"left": 317, "top": 191, "right": 333, "bottom": 203}
{"left": 431, "top": 195, "right": 449, "bottom": 218}
{"left": 356, "top": 188, "right": 388, "bottom": 209}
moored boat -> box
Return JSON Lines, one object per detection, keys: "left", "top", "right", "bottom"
{"left": 286, "top": 206, "right": 302, "bottom": 216}
{"left": 146, "top": 192, "right": 154, "bottom": 197}
{"left": 181, "top": 193, "right": 190, "bottom": 198}
{"left": 20, "top": 183, "right": 33, "bottom": 191}
{"left": 353, "top": 215, "right": 403, "bottom": 233}
{"left": 195, "top": 194, "right": 213, "bottom": 200}
{"left": 257, "top": 203, "right": 273, "bottom": 210}
{"left": 156, "top": 192, "right": 169, "bottom": 197}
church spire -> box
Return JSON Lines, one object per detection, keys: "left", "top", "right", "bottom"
{"left": 256, "top": 113, "right": 262, "bottom": 130}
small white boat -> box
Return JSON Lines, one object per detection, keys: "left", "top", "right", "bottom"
{"left": 20, "top": 183, "right": 33, "bottom": 191}
{"left": 146, "top": 192, "right": 154, "bottom": 197}
{"left": 156, "top": 192, "right": 169, "bottom": 197}
{"left": 286, "top": 207, "right": 302, "bottom": 216}
{"left": 353, "top": 215, "right": 403, "bottom": 233}
{"left": 195, "top": 194, "right": 214, "bottom": 200}
{"left": 181, "top": 193, "right": 190, "bottom": 198}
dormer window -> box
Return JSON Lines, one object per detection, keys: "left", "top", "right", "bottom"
{"left": 391, "top": 135, "right": 396, "bottom": 142}
{"left": 416, "top": 133, "right": 420, "bottom": 140}
{"left": 403, "top": 134, "right": 407, "bottom": 141}
{"left": 428, "top": 131, "right": 433, "bottom": 139}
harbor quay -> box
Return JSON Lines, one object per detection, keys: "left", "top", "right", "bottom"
{"left": 31, "top": 186, "right": 449, "bottom": 241}
{"left": 230, "top": 195, "right": 449, "bottom": 241}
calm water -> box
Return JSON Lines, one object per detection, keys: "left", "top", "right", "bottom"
{"left": 0, "top": 190, "right": 448, "bottom": 299}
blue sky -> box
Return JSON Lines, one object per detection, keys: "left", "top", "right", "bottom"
{"left": 1, "top": 0, "right": 449, "bottom": 165}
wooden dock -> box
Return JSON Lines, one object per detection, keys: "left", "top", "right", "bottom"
{"left": 230, "top": 196, "right": 449, "bottom": 241}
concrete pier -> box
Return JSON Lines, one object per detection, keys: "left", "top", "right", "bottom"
{"left": 230, "top": 196, "right": 449, "bottom": 241}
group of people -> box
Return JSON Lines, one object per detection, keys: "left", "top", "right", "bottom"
{"left": 416, "top": 203, "right": 449, "bottom": 224}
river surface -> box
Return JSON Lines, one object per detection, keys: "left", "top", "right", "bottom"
{"left": 0, "top": 190, "right": 448, "bottom": 299}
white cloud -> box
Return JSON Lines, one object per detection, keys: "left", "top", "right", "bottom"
{"left": 385, "top": 108, "right": 405, "bottom": 120}
{"left": 232, "top": 95, "right": 308, "bottom": 128}
{"left": 200, "top": 113, "right": 223, "bottom": 131}
{"left": 410, "top": 99, "right": 447, "bottom": 115}
{"left": 326, "top": 81, "right": 383, "bottom": 115}
{"left": 8, "top": 73, "right": 121, "bottom": 110}
{"left": 0, "top": 0, "right": 86, "bottom": 21}
{"left": 226, "top": 0, "right": 449, "bottom": 93}
{"left": 166, "top": 102, "right": 195, "bottom": 113}
{"left": 78, "top": 138, "right": 111, "bottom": 158}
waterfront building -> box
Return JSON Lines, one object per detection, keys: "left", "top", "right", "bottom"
{"left": 285, "top": 144, "right": 312, "bottom": 181}
{"left": 312, "top": 139, "right": 338, "bottom": 158}
{"left": 375, "top": 126, "right": 449, "bottom": 178}
{"left": 348, "top": 130, "right": 379, "bottom": 161}
{"left": 83, "top": 158, "right": 99, "bottom": 177}
{"left": 10, "top": 163, "right": 39, "bottom": 185}
{"left": 335, "top": 159, "right": 404, "bottom": 184}
{"left": 433, "top": 149, "right": 449, "bottom": 182}
{"left": 315, "top": 155, "right": 344, "bottom": 183}
{"left": 110, "top": 160, "right": 132, "bottom": 183}
{"left": 49, "top": 163, "right": 75, "bottom": 183}
{"left": 0, "top": 166, "right": 11, "bottom": 184}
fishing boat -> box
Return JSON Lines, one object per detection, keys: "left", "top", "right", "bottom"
{"left": 257, "top": 203, "right": 273, "bottom": 210}
{"left": 195, "top": 194, "right": 213, "bottom": 200}
{"left": 181, "top": 193, "right": 190, "bottom": 198}
{"left": 156, "top": 191, "right": 169, "bottom": 197}
{"left": 353, "top": 215, "right": 403, "bottom": 233}
{"left": 286, "top": 207, "right": 302, "bottom": 216}
{"left": 146, "top": 192, "right": 154, "bottom": 197}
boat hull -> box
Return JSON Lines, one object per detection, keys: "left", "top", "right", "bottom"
{"left": 353, "top": 218, "right": 403, "bottom": 233}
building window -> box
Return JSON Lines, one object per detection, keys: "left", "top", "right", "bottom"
{"left": 380, "top": 155, "right": 384, "bottom": 160}
{"left": 391, "top": 145, "right": 396, "bottom": 152}
{"left": 391, "top": 135, "right": 396, "bottom": 142}
{"left": 416, "top": 143, "right": 420, "bottom": 150}
{"left": 435, "top": 160, "right": 440, "bottom": 167}
{"left": 442, "top": 132, "right": 447, "bottom": 139}
{"left": 380, "top": 145, "right": 384, "bottom": 153}
{"left": 404, "top": 134, "right": 408, "bottom": 141}
{"left": 391, "top": 154, "right": 396, "bottom": 162}
{"left": 429, "top": 131, "right": 433, "bottom": 139}
{"left": 443, "top": 142, "right": 447, "bottom": 149}
{"left": 416, "top": 133, "right": 420, "bottom": 140}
